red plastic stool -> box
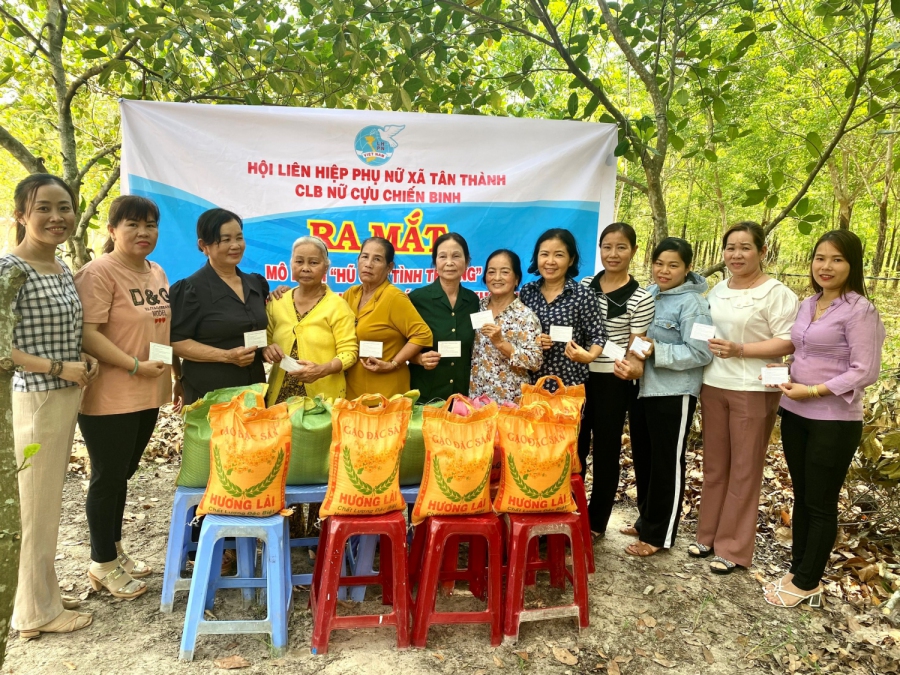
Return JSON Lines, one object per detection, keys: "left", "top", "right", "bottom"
{"left": 503, "top": 512, "right": 589, "bottom": 645}
{"left": 309, "top": 511, "right": 410, "bottom": 655}
{"left": 408, "top": 514, "right": 503, "bottom": 647}
{"left": 570, "top": 474, "right": 596, "bottom": 575}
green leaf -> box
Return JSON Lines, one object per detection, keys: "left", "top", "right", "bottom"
{"left": 675, "top": 90, "right": 689, "bottom": 106}
{"left": 23, "top": 443, "right": 40, "bottom": 460}
{"left": 521, "top": 80, "right": 535, "bottom": 98}
{"left": 805, "top": 131, "right": 823, "bottom": 157}
{"left": 772, "top": 170, "right": 785, "bottom": 189}
{"left": 741, "top": 189, "right": 767, "bottom": 207}
{"left": 669, "top": 134, "right": 684, "bottom": 151}
{"left": 614, "top": 139, "right": 630, "bottom": 156}
{"left": 81, "top": 49, "right": 107, "bottom": 60}
{"left": 796, "top": 196, "right": 810, "bottom": 216}
{"left": 522, "top": 54, "right": 533, "bottom": 74}
{"left": 739, "top": 0, "right": 755, "bottom": 9}
{"left": 712, "top": 97, "right": 726, "bottom": 122}
{"left": 765, "top": 194, "right": 779, "bottom": 209}
{"left": 273, "top": 23, "right": 291, "bottom": 41}
{"left": 703, "top": 148, "right": 718, "bottom": 162}
{"left": 798, "top": 221, "right": 813, "bottom": 235}
{"left": 567, "top": 92, "right": 578, "bottom": 117}
{"left": 892, "top": 0, "right": 900, "bottom": 20}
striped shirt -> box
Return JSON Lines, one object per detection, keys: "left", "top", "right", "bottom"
{"left": 581, "top": 273, "right": 654, "bottom": 373}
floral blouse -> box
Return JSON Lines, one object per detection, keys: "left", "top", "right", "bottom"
{"left": 469, "top": 296, "right": 543, "bottom": 404}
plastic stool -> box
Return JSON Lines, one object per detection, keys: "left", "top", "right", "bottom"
{"left": 408, "top": 515, "right": 503, "bottom": 647}
{"left": 179, "top": 514, "right": 291, "bottom": 661}
{"left": 570, "top": 474, "right": 596, "bottom": 575}
{"left": 503, "top": 513, "right": 589, "bottom": 645}
{"left": 309, "top": 511, "right": 410, "bottom": 655}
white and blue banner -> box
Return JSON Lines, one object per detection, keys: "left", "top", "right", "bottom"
{"left": 120, "top": 100, "right": 618, "bottom": 292}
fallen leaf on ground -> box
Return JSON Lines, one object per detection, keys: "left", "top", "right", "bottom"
{"left": 214, "top": 655, "right": 251, "bottom": 670}
{"left": 552, "top": 647, "right": 578, "bottom": 665}
{"left": 63, "top": 663, "right": 76, "bottom": 671}
{"left": 774, "top": 526, "right": 792, "bottom": 544}
{"left": 607, "top": 661, "right": 621, "bottom": 675}
{"left": 492, "top": 655, "right": 505, "bottom": 668}
{"left": 640, "top": 614, "right": 658, "bottom": 627}
{"left": 514, "top": 651, "right": 529, "bottom": 661}
{"left": 703, "top": 646, "right": 715, "bottom": 664}
{"left": 434, "top": 653, "right": 445, "bottom": 661}
{"left": 642, "top": 585, "right": 654, "bottom": 595}
{"left": 634, "top": 647, "right": 650, "bottom": 657}
{"left": 653, "top": 653, "right": 675, "bottom": 668}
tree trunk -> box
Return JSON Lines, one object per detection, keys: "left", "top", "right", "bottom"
{"left": 0, "top": 267, "right": 27, "bottom": 667}
{"left": 644, "top": 165, "right": 668, "bottom": 249}
{"left": 838, "top": 201, "right": 853, "bottom": 230}
{"left": 871, "top": 134, "right": 894, "bottom": 276}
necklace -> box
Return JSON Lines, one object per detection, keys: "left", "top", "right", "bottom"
{"left": 728, "top": 268, "right": 764, "bottom": 290}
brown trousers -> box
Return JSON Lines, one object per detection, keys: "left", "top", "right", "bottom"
{"left": 696, "top": 385, "right": 781, "bottom": 568}
{"left": 12, "top": 386, "right": 81, "bottom": 630}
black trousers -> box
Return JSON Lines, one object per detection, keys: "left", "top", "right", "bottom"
{"left": 79, "top": 408, "right": 159, "bottom": 563}
{"left": 630, "top": 394, "right": 697, "bottom": 548}
{"left": 780, "top": 408, "right": 862, "bottom": 591}
{"left": 577, "top": 372, "right": 640, "bottom": 533}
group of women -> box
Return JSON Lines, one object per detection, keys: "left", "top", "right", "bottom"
{"left": 4, "top": 172, "right": 884, "bottom": 641}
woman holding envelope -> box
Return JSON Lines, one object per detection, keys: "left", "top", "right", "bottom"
{"left": 408, "top": 232, "right": 480, "bottom": 402}
{"left": 344, "top": 236, "right": 433, "bottom": 399}
{"left": 262, "top": 236, "right": 358, "bottom": 404}
{"left": 169, "top": 208, "right": 269, "bottom": 406}
{"left": 763, "top": 230, "right": 883, "bottom": 607}
{"left": 693, "top": 221, "right": 798, "bottom": 574}
{"left": 76, "top": 195, "right": 173, "bottom": 600}
{"left": 518, "top": 228, "right": 607, "bottom": 390}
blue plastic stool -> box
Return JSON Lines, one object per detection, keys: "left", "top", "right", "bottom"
{"left": 179, "top": 514, "right": 291, "bottom": 661}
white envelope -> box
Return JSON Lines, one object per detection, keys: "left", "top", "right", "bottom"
{"left": 470, "top": 310, "right": 494, "bottom": 330}
{"left": 280, "top": 355, "right": 301, "bottom": 372}
{"left": 549, "top": 325, "right": 573, "bottom": 343}
{"left": 359, "top": 341, "right": 384, "bottom": 358}
{"left": 149, "top": 342, "right": 173, "bottom": 365}
{"left": 244, "top": 330, "right": 268, "bottom": 349}
{"left": 437, "top": 341, "right": 462, "bottom": 357}
{"left": 761, "top": 366, "right": 790, "bottom": 385}
{"left": 602, "top": 340, "right": 627, "bottom": 361}
{"left": 630, "top": 336, "right": 652, "bottom": 356}
{"left": 689, "top": 323, "right": 716, "bottom": 341}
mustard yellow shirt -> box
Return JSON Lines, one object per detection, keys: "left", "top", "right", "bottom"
{"left": 265, "top": 285, "right": 358, "bottom": 406}
{"left": 344, "top": 280, "right": 433, "bottom": 399}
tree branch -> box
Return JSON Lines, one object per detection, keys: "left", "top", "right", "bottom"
{"left": 64, "top": 37, "right": 139, "bottom": 110}
{"left": 0, "top": 123, "right": 45, "bottom": 174}
{"left": 0, "top": 7, "right": 49, "bottom": 57}
{"left": 76, "top": 166, "right": 120, "bottom": 238}
{"left": 74, "top": 144, "right": 120, "bottom": 191}
{"left": 436, "top": 0, "right": 554, "bottom": 48}
{"left": 617, "top": 173, "right": 649, "bottom": 194}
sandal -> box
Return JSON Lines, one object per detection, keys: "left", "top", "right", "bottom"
{"left": 118, "top": 551, "right": 153, "bottom": 579}
{"left": 764, "top": 584, "right": 822, "bottom": 608}
{"left": 88, "top": 565, "right": 147, "bottom": 600}
{"left": 687, "top": 542, "right": 713, "bottom": 558}
{"left": 709, "top": 556, "right": 738, "bottom": 575}
{"left": 764, "top": 573, "right": 793, "bottom": 593}
{"left": 18, "top": 609, "right": 92, "bottom": 640}
{"left": 619, "top": 526, "right": 639, "bottom": 537}
{"left": 625, "top": 541, "right": 662, "bottom": 557}
{"left": 61, "top": 595, "right": 81, "bottom": 610}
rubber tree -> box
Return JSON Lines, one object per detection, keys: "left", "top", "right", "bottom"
{"left": 0, "top": 267, "right": 26, "bottom": 668}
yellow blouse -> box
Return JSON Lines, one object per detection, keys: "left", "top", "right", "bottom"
{"left": 265, "top": 285, "right": 358, "bottom": 406}
{"left": 344, "top": 279, "right": 433, "bottom": 399}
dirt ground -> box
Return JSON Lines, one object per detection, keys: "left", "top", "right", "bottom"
{"left": 4, "top": 409, "right": 900, "bottom": 675}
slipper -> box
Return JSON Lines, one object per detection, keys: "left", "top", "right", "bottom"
{"left": 619, "top": 526, "right": 639, "bottom": 537}
{"left": 709, "top": 556, "right": 738, "bottom": 575}
{"left": 61, "top": 595, "right": 81, "bottom": 610}
{"left": 625, "top": 541, "right": 662, "bottom": 557}
{"left": 18, "top": 609, "right": 92, "bottom": 640}
{"left": 687, "top": 542, "right": 713, "bottom": 558}
{"left": 590, "top": 530, "right": 605, "bottom": 542}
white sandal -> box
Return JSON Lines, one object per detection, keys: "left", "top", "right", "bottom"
{"left": 764, "top": 584, "right": 822, "bottom": 608}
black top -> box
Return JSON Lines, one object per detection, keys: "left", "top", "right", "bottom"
{"left": 408, "top": 280, "right": 480, "bottom": 402}
{"left": 169, "top": 262, "right": 269, "bottom": 405}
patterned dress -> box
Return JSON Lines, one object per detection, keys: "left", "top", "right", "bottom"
{"left": 469, "top": 296, "right": 543, "bottom": 404}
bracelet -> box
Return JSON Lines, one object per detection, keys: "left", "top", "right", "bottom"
{"left": 739, "top": 343, "right": 744, "bottom": 359}
{"left": 128, "top": 357, "right": 140, "bottom": 376}
{"left": 807, "top": 385, "right": 820, "bottom": 399}
{"left": 49, "top": 359, "right": 63, "bottom": 377}
{"left": 389, "top": 360, "right": 398, "bottom": 370}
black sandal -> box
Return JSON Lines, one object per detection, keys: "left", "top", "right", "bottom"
{"left": 687, "top": 542, "right": 713, "bottom": 558}
{"left": 709, "top": 556, "right": 737, "bottom": 575}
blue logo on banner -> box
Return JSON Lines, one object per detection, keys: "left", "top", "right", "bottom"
{"left": 354, "top": 125, "right": 404, "bottom": 166}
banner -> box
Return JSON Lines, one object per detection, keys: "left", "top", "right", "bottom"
{"left": 121, "top": 101, "right": 618, "bottom": 292}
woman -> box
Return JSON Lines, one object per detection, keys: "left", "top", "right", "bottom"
{"left": 3, "top": 174, "right": 97, "bottom": 639}
{"left": 620, "top": 238, "right": 713, "bottom": 556}
{"left": 579, "top": 223, "right": 655, "bottom": 536}
{"left": 408, "top": 232, "right": 480, "bottom": 402}
{"left": 170, "top": 208, "right": 268, "bottom": 406}
{"left": 694, "top": 222, "right": 799, "bottom": 574}
{"left": 343, "top": 237, "right": 432, "bottom": 398}
{"left": 469, "top": 249, "right": 543, "bottom": 403}
{"left": 263, "top": 236, "right": 358, "bottom": 404}
{"left": 519, "top": 228, "right": 607, "bottom": 391}
{"left": 763, "top": 231, "right": 884, "bottom": 607}
{"left": 76, "top": 195, "right": 173, "bottom": 600}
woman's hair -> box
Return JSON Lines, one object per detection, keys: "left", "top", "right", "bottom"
{"left": 360, "top": 236, "right": 395, "bottom": 264}
{"left": 431, "top": 232, "right": 470, "bottom": 266}
{"left": 13, "top": 174, "right": 77, "bottom": 245}
{"left": 291, "top": 235, "right": 330, "bottom": 264}
{"left": 599, "top": 222, "right": 637, "bottom": 248}
{"left": 196, "top": 208, "right": 243, "bottom": 250}
{"left": 482, "top": 249, "right": 523, "bottom": 290}
{"left": 810, "top": 230, "right": 868, "bottom": 298}
{"left": 652, "top": 237, "right": 694, "bottom": 268}
{"left": 527, "top": 228, "right": 580, "bottom": 278}
{"left": 722, "top": 221, "right": 766, "bottom": 252}
{"left": 103, "top": 195, "right": 160, "bottom": 254}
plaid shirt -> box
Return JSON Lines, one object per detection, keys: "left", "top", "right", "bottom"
{"left": 1, "top": 254, "right": 83, "bottom": 392}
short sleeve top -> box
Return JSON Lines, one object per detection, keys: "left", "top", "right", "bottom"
{"left": 169, "top": 263, "right": 269, "bottom": 404}
{"left": 0, "top": 254, "right": 83, "bottom": 392}
{"left": 703, "top": 278, "right": 799, "bottom": 392}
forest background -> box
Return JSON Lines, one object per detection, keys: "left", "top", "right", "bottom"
{"left": 0, "top": 0, "right": 900, "bottom": 669}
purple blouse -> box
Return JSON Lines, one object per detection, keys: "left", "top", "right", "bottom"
{"left": 780, "top": 292, "right": 885, "bottom": 421}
